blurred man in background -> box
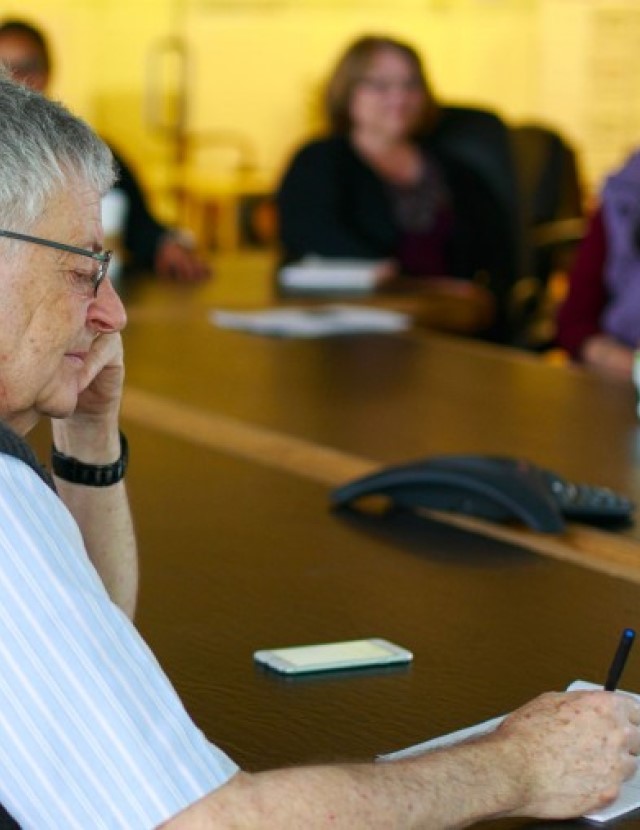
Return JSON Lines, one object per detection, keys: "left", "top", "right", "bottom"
{"left": 0, "top": 17, "right": 209, "bottom": 284}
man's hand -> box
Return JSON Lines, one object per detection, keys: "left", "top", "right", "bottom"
{"left": 73, "top": 332, "right": 125, "bottom": 424}
{"left": 52, "top": 331, "right": 124, "bottom": 458}
{"left": 51, "top": 329, "right": 137, "bottom": 618}
{"left": 498, "top": 690, "right": 640, "bottom": 818}
{"left": 155, "top": 238, "right": 210, "bottom": 283}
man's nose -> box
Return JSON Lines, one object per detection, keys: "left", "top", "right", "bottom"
{"left": 87, "top": 277, "right": 127, "bottom": 333}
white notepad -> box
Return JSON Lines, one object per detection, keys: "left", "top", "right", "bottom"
{"left": 380, "top": 680, "right": 640, "bottom": 823}
{"left": 278, "top": 257, "right": 384, "bottom": 293}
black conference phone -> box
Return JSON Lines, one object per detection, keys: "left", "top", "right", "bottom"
{"left": 330, "top": 454, "right": 635, "bottom": 533}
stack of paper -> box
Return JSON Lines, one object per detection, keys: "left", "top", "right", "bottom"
{"left": 278, "top": 258, "right": 384, "bottom": 293}
{"left": 210, "top": 305, "right": 410, "bottom": 338}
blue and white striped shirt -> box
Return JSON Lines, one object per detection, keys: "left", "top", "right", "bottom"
{"left": 0, "top": 454, "right": 238, "bottom": 829}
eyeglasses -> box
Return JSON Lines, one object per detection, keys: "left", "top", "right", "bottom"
{"left": 0, "top": 229, "right": 112, "bottom": 297}
{"left": 5, "top": 58, "right": 47, "bottom": 77}
{"left": 357, "top": 76, "right": 424, "bottom": 95}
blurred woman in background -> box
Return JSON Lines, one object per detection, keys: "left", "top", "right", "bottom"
{"left": 276, "top": 35, "right": 515, "bottom": 341}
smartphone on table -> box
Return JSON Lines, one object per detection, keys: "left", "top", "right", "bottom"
{"left": 254, "top": 637, "right": 413, "bottom": 676}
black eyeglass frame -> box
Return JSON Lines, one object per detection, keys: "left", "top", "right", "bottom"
{"left": 0, "top": 229, "right": 112, "bottom": 297}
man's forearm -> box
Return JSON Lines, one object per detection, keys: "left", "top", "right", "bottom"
{"left": 55, "top": 477, "right": 138, "bottom": 617}
{"left": 51, "top": 419, "right": 138, "bottom": 619}
{"left": 162, "top": 690, "right": 640, "bottom": 829}
{"left": 162, "top": 739, "right": 522, "bottom": 830}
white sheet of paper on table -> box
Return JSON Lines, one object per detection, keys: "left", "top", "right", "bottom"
{"left": 211, "top": 306, "right": 410, "bottom": 338}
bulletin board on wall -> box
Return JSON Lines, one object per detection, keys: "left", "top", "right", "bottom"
{"left": 537, "top": 0, "right": 640, "bottom": 193}
{"left": 585, "top": 3, "right": 640, "bottom": 187}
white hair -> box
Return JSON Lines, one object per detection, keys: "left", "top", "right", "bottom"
{"left": 0, "top": 66, "right": 115, "bottom": 231}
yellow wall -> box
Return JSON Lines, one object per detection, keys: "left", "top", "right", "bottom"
{"left": 3, "top": 0, "right": 640, "bottom": 223}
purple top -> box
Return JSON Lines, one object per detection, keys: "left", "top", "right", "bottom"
{"left": 601, "top": 150, "right": 640, "bottom": 347}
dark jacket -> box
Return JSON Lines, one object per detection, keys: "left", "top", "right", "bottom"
{"left": 275, "top": 135, "right": 515, "bottom": 338}
{"left": 110, "top": 146, "right": 166, "bottom": 270}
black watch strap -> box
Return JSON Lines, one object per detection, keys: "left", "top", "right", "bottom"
{"left": 51, "top": 431, "right": 129, "bottom": 487}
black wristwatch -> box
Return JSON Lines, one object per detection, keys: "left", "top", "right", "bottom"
{"left": 51, "top": 431, "right": 129, "bottom": 487}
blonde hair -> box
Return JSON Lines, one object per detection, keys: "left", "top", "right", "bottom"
{"left": 325, "top": 35, "right": 439, "bottom": 135}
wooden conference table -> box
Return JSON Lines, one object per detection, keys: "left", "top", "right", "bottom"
{"left": 28, "top": 252, "right": 640, "bottom": 828}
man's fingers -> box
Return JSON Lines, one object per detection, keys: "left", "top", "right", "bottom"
{"left": 76, "top": 334, "right": 124, "bottom": 402}
{"left": 616, "top": 694, "right": 640, "bottom": 726}
{"left": 625, "top": 725, "right": 640, "bottom": 756}
{"left": 622, "top": 755, "right": 638, "bottom": 781}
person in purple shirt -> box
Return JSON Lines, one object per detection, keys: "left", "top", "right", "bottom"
{"left": 557, "top": 151, "right": 640, "bottom": 379}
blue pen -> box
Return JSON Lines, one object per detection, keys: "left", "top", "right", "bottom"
{"left": 604, "top": 628, "right": 636, "bottom": 691}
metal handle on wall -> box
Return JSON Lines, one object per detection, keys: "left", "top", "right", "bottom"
{"left": 144, "top": 36, "right": 189, "bottom": 165}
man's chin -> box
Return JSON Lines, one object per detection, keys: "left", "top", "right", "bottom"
{"left": 38, "top": 395, "right": 79, "bottom": 422}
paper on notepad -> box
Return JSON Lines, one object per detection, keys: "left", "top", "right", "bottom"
{"left": 278, "top": 257, "right": 384, "bottom": 292}
{"left": 210, "top": 306, "right": 410, "bottom": 338}
{"left": 379, "top": 680, "right": 640, "bottom": 823}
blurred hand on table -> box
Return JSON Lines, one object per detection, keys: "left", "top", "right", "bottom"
{"left": 155, "top": 236, "right": 211, "bottom": 283}
{"left": 380, "top": 273, "right": 496, "bottom": 335}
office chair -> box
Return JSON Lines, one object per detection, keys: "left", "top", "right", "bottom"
{"left": 430, "top": 105, "right": 520, "bottom": 222}
{"left": 430, "top": 108, "right": 585, "bottom": 349}
{"left": 428, "top": 105, "right": 523, "bottom": 342}
{"left": 508, "top": 123, "right": 586, "bottom": 349}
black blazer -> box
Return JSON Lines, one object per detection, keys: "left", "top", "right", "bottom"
{"left": 276, "top": 134, "right": 516, "bottom": 338}
{"left": 110, "top": 146, "right": 167, "bottom": 271}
